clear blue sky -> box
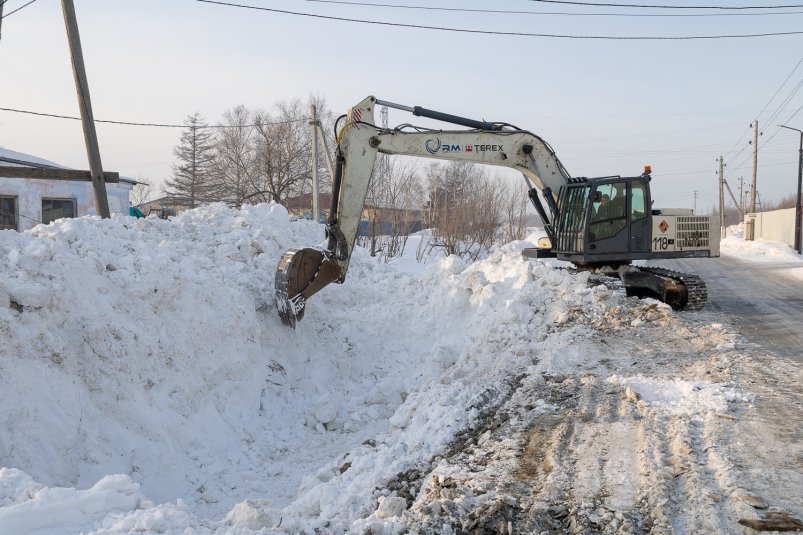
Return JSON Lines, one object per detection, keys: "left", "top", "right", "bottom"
{"left": 1, "top": 0, "right": 802, "bottom": 213}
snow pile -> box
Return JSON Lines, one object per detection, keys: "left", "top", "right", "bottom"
{"left": 721, "top": 224, "right": 802, "bottom": 263}
{"left": 0, "top": 205, "right": 737, "bottom": 534}
{"left": 607, "top": 376, "right": 752, "bottom": 417}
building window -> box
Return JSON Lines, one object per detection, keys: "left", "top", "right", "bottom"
{"left": 42, "top": 198, "right": 76, "bottom": 224}
{"left": 1, "top": 196, "right": 18, "bottom": 231}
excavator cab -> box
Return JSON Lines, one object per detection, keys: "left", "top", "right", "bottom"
{"left": 551, "top": 174, "right": 653, "bottom": 266}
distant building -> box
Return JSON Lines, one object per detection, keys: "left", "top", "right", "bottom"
{"left": 0, "top": 148, "right": 135, "bottom": 232}
{"left": 281, "top": 192, "right": 424, "bottom": 235}
{"left": 282, "top": 192, "right": 333, "bottom": 221}
{"left": 135, "top": 196, "right": 192, "bottom": 218}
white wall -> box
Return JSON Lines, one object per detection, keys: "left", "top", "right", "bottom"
{"left": 754, "top": 208, "right": 797, "bottom": 248}
{"left": 0, "top": 178, "right": 133, "bottom": 232}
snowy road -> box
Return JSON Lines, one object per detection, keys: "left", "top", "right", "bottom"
{"left": 650, "top": 255, "right": 803, "bottom": 363}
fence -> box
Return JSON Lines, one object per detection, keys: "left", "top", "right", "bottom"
{"left": 750, "top": 208, "right": 797, "bottom": 248}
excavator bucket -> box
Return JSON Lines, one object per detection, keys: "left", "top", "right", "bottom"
{"left": 274, "top": 248, "right": 342, "bottom": 328}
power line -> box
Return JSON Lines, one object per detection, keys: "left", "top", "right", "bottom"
{"left": 756, "top": 57, "right": 803, "bottom": 120}
{"left": 297, "top": 0, "right": 803, "bottom": 17}
{"left": 725, "top": 57, "right": 803, "bottom": 167}
{"left": 763, "top": 76, "right": 803, "bottom": 128}
{"left": 0, "top": 106, "right": 305, "bottom": 128}
{"left": 527, "top": 0, "right": 803, "bottom": 9}
{"left": 1, "top": 0, "right": 39, "bottom": 18}
{"left": 195, "top": 0, "right": 803, "bottom": 39}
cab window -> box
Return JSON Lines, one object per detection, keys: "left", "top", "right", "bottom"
{"left": 631, "top": 180, "right": 647, "bottom": 220}
{"left": 589, "top": 182, "right": 627, "bottom": 241}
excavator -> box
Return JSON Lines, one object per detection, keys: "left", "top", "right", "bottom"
{"left": 274, "top": 96, "right": 719, "bottom": 327}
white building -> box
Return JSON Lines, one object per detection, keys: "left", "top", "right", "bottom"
{"left": 0, "top": 148, "right": 135, "bottom": 232}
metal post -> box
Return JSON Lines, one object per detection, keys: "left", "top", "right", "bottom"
{"left": 309, "top": 104, "right": 319, "bottom": 222}
{"left": 317, "top": 128, "right": 335, "bottom": 182}
{"left": 739, "top": 177, "right": 744, "bottom": 217}
{"left": 779, "top": 125, "right": 803, "bottom": 254}
{"left": 750, "top": 120, "right": 759, "bottom": 215}
{"left": 718, "top": 156, "right": 725, "bottom": 238}
{"left": 61, "top": 0, "right": 110, "bottom": 218}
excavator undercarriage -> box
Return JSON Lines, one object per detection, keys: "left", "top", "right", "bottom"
{"left": 583, "top": 265, "right": 708, "bottom": 311}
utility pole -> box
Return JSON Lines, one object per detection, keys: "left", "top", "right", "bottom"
{"left": 778, "top": 125, "right": 803, "bottom": 254}
{"left": 309, "top": 104, "right": 319, "bottom": 222}
{"left": 750, "top": 120, "right": 759, "bottom": 214}
{"left": 61, "top": 0, "right": 110, "bottom": 218}
{"left": 739, "top": 177, "right": 745, "bottom": 217}
{"left": 693, "top": 190, "right": 698, "bottom": 214}
{"left": 317, "top": 127, "right": 335, "bottom": 181}
{"left": 0, "top": 0, "right": 5, "bottom": 42}
{"left": 718, "top": 156, "right": 725, "bottom": 238}
{"left": 723, "top": 179, "right": 743, "bottom": 220}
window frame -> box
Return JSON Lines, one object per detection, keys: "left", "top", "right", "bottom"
{"left": 0, "top": 195, "right": 19, "bottom": 231}
{"left": 41, "top": 197, "right": 77, "bottom": 225}
{"left": 630, "top": 179, "right": 649, "bottom": 221}
{"left": 589, "top": 181, "right": 628, "bottom": 241}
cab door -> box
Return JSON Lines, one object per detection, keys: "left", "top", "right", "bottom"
{"left": 588, "top": 180, "right": 629, "bottom": 254}
{"left": 629, "top": 179, "right": 651, "bottom": 252}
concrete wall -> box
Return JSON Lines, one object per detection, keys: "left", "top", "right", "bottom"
{"left": 0, "top": 178, "right": 132, "bottom": 232}
{"left": 753, "top": 208, "right": 797, "bottom": 248}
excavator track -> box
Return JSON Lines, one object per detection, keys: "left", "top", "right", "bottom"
{"left": 586, "top": 265, "right": 707, "bottom": 311}
{"left": 637, "top": 266, "right": 708, "bottom": 311}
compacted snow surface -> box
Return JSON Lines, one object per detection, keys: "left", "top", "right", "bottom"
{"left": 0, "top": 205, "right": 800, "bottom": 534}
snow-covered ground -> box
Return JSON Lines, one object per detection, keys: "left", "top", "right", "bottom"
{"left": 0, "top": 205, "right": 801, "bottom": 534}
{"left": 720, "top": 224, "right": 803, "bottom": 281}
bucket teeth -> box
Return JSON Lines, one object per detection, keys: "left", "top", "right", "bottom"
{"left": 274, "top": 248, "right": 342, "bottom": 327}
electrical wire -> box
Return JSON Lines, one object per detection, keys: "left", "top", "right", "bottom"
{"left": 194, "top": 0, "right": 803, "bottom": 39}
{"left": 526, "top": 0, "right": 803, "bottom": 9}
{"left": 763, "top": 77, "right": 803, "bottom": 128}
{"left": 0, "top": 207, "right": 41, "bottom": 225}
{"left": 724, "top": 57, "right": 803, "bottom": 167}
{"left": 756, "top": 57, "right": 803, "bottom": 120}
{"left": 296, "top": 0, "right": 803, "bottom": 17}
{"left": 1, "top": 0, "right": 39, "bottom": 18}
{"left": 0, "top": 107, "right": 305, "bottom": 128}
{"left": 723, "top": 126, "right": 751, "bottom": 161}
{"left": 728, "top": 78, "right": 803, "bottom": 169}
{"left": 758, "top": 100, "right": 803, "bottom": 148}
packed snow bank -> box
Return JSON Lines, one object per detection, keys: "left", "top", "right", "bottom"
{"left": 721, "top": 224, "right": 803, "bottom": 263}
{"left": 0, "top": 206, "right": 752, "bottom": 533}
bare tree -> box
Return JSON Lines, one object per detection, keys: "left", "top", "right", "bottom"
{"left": 380, "top": 160, "right": 423, "bottom": 261}
{"left": 360, "top": 158, "right": 423, "bottom": 260}
{"left": 308, "top": 93, "right": 336, "bottom": 195}
{"left": 500, "top": 180, "right": 529, "bottom": 243}
{"left": 251, "top": 100, "right": 311, "bottom": 204}
{"left": 129, "top": 176, "right": 154, "bottom": 207}
{"left": 164, "top": 113, "right": 216, "bottom": 208}
{"left": 211, "top": 105, "right": 255, "bottom": 207}
{"left": 423, "top": 161, "right": 506, "bottom": 261}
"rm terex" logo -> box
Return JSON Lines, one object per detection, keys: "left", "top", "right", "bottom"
{"left": 425, "top": 138, "right": 503, "bottom": 155}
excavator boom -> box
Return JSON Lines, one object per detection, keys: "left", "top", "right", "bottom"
{"left": 274, "top": 96, "right": 572, "bottom": 325}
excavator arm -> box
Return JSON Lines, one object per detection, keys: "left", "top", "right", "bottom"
{"left": 275, "top": 96, "right": 572, "bottom": 326}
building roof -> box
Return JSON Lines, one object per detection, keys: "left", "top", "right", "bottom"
{"left": 0, "top": 147, "right": 128, "bottom": 186}
{"left": 0, "top": 148, "right": 68, "bottom": 169}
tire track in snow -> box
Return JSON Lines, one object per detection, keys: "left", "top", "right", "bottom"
{"left": 392, "top": 322, "right": 779, "bottom": 534}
